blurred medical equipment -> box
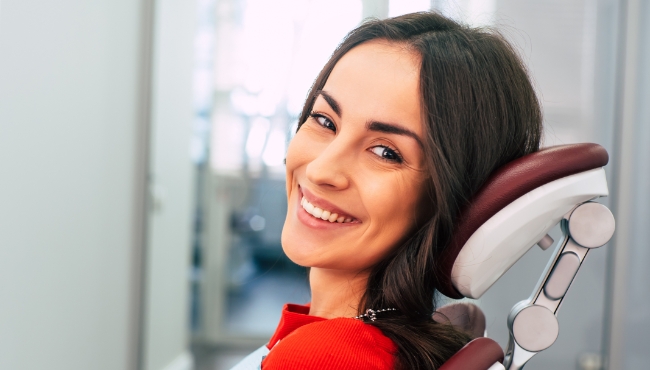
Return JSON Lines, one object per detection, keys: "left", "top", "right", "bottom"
{"left": 436, "top": 143, "right": 615, "bottom": 370}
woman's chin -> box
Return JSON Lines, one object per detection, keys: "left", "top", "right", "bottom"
{"left": 280, "top": 227, "right": 320, "bottom": 267}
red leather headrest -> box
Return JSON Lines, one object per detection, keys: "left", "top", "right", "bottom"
{"left": 439, "top": 337, "right": 504, "bottom": 370}
{"left": 433, "top": 302, "right": 486, "bottom": 339}
{"left": 437, "top": 143, "right": 609, "bottom": 299}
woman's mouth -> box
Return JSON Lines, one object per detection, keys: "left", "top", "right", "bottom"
{"left": 300, "top": 196, "right": 355, "bottom": 223}
{"left": 298, "top": 186, "right": 359, "bottom": 225}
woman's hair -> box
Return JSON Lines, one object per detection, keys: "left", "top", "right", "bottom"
{"left": 297, "top": 12, "right": 542, "bottom": 369}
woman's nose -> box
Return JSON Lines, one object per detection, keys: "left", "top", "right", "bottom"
{"left": 305, "top": 139, "right": 351, "bottom": 190}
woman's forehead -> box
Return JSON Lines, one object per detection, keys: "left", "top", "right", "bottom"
{"left": 326, "top": 40, "right": 421, "bottom": 94}
{"left": 321, "top": 40, "right": 423, "bottom": 136}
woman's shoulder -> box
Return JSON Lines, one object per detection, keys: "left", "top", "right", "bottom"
{"left": 262, "top": 318, "right": 396, "bottom": 369}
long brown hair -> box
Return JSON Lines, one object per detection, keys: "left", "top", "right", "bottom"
{"left": 297, "top": 12, "right": 542, "bottom": 369}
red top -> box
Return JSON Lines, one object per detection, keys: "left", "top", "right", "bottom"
{"left": 262, "top": 303, "right": 397, "bottom": 369}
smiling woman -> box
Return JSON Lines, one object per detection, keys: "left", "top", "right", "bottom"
{"left": 232, "top": 11, "right": 542, "bottom": 370}
{"left": 283, "top": 40, "right": 428, "bottom": 274}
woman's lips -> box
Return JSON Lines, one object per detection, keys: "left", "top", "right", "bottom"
{"left": 297, "top": 186, "right": 360, "bottom": 228}
{"left": 300, "top": 197, "right": 354, "bottom": 223}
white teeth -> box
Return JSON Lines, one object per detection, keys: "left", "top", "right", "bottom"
{"left": 301, "top": 196, "right": 352, "bottom": 223}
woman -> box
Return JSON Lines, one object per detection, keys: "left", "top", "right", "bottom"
{"left": 234, "top": 11, "right": 542, "bottom": 370}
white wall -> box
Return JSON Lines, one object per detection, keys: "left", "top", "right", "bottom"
{"left": 142, "top": 0, "right": 196, "bottom": 369}
{"left": 0, "top": 1, "right": 150, "bottom": 369}
{"left": 607, "top": 1, "right": 650, "bottom": 368}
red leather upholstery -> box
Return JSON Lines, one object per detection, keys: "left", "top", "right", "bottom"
{"left": 437, "top": 143, "right": 609, "bottom": 298}
{"left": 439, "top": 337, "right": 504, "bottom": 370}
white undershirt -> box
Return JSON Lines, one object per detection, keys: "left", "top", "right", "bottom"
{"left": 229, "top": 345, "right": 270, "bottom": 370}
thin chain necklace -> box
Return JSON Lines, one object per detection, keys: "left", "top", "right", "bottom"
{"left": 354, "top": 308, "right": 397, "bottom": 322}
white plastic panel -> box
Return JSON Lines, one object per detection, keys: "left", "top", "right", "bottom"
{"left": 487, "top": 362, "right": 506, "bottom": 370}
{"left": 230, "top": 345, "right": 269, "bottom": 370}
{"left": 451, "top": 168, "right": 609, "bottom": 298}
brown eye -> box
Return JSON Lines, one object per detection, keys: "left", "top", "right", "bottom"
{"left": 310, "top": 113, "right": 336, "bottom": 132}
{"left": 370, "top": 145, "right": 403, "bottom": 163}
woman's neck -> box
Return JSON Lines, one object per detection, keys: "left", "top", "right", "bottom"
{"left": 308, "top": 267, "right": 368, "bottom": 319}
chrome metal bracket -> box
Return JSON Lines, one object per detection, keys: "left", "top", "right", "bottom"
{"left": 503, "top": 201, "right": 615, "bottom": 369}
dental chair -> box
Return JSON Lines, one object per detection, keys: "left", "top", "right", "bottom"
{"left": 435, "top": 143, "right": 615, "bottom": 370}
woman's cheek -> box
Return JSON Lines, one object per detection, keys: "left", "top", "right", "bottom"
{"left": 285, "top": 132, "right": 307, "bottom": 189}
{"left": 286, "top": 129, "right": 316, "bottom": 168}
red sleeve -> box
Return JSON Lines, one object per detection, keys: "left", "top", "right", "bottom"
{"left": 262, "top": 318, "right": 396, "bottom": 370}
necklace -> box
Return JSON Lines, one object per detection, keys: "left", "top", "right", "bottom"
{"left": 354, "top": 308, "right": 397, "bottom": 322}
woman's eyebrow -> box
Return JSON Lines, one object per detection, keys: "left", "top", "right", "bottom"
{"left": 315, "top": 90, "right": 342, "bottom": 117}
{"left": 315, "top": 90, "right": 423, "bottom": 148}
{"left": 367, "top": 121, "right": 424, "bottom": 149}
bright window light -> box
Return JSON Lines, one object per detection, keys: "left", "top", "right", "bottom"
{"left": 262, "top": 128, "right": 287, "bottom": 167}
{"left": 246, "top": 117, "right": 270, "bottom": 159}
{"left": 286, "top": 0, "right": 362, "bottom": 116}
{"left": 436, "top": 0, "right": 496, "bottom": 27}
{"left": 389, "top": 0, "right": 430, "bottom": 17}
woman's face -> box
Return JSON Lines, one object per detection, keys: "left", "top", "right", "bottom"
{"left": 282, "top": 40, "right": 428, "bottom": 273}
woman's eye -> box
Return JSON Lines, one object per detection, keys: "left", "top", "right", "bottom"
{"left": 310, "top": 113, "right": 336, "bottom": 132}
{"left": 370, "top": 146, "right": 403, "bottom": 163}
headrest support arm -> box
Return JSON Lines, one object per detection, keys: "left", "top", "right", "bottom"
{"left": 437, "top": 143, "right": 609, "bottom": 298}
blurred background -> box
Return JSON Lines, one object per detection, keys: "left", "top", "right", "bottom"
{"left": 0, "top": 0, "right": 648, "bottom": 369}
